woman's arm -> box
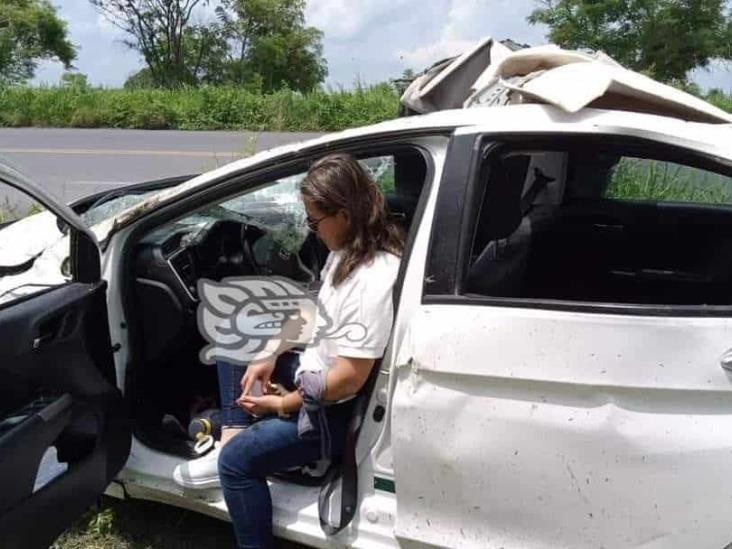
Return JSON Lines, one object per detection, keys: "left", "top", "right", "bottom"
{"left": 239, "top": 356, "right": 376, "bottom": 415}
{"left": 281, "top": 389, "right": 303, "bottom": 414}
{"left": 324, "top": 356, "right": 376, "bottom": 401}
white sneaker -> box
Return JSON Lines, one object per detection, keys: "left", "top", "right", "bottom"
{"left": 173, "top": 442, "right": 221, "bottom": 489}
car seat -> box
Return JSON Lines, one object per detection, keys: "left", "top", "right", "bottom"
{"left": 385, "top": 150, "right": 427, "bottom": 231}
{"left": 465, "top": 155, "right": 531, "bottom": 295}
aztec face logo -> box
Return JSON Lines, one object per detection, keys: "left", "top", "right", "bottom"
{"left": 197, "top": 276, "right": 366, "bottom": 364}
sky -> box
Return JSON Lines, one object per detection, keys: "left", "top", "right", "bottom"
{"left": 34, "top": 0, "right": 732, "bottom": 92}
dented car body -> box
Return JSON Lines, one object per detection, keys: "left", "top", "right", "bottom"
{"left": 3, "top": 39, "right": 732, "bottom": 548}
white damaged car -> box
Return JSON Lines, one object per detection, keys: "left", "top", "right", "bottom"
{"left": 3, "top": 37, "right": 732, "bottom": 548}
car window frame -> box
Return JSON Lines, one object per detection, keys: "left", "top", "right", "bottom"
{"left": 423, "top": 132, "right": 732, "bottom": 317}
{"left": 127, "top": 143, "right": 433, "bottom": 278}
{"left": 0, "top": 168, "right": 102, "bottom": 311}
{"left": 117, "top": 136, "right": 441, "bottom": 430}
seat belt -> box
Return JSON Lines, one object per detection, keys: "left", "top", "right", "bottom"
{"left": 317, "top": 255, "right": 402, "bottom": 535}
{"left": 317, "top": 364, "right": 379, "bottom": 535}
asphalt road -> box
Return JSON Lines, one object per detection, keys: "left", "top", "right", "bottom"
{"left": 0, "top": 128, "right": 324, "bottom": 204}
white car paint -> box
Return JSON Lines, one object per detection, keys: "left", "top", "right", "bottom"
{"left": 0, "top": 211, "right": 68, "bottom": 304}
{"left": 465, "top": 45, "right": 732, "bottom": 123}
{"left": 394, "top": 305, "right": 732, "bottom": 547}
{"left": 401, "top": 38, "right": 732, "bottom": 124}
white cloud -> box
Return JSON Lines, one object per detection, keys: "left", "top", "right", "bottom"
{"left": 33, "top": 2, "right": 154, "bottom": 86}
{"left": 398, "top": 40, "right": 475, "bottom": 69}
{"left": 305, "top": 0, "right": 413, "bottom": 41}
{"left": 397, "top": 0, "right": 545, "bottom": 70}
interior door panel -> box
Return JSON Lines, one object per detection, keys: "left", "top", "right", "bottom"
{"left": 0, "top": 394, "right": 72, "bottom": 515}
{"left": 0, "top": 282, "right": 131, "bottom": 549}
{"left": 524, "top": 199, "right": 732, "bottom": 304}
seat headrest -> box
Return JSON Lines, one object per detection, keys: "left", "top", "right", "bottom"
{"left": 394, "top": 150, "right": 427, "bottom": 198}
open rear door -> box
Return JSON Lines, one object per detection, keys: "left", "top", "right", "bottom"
{"left": 0, "top": 164, "right": 131, "bottom": 548}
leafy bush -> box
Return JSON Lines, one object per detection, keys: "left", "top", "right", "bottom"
{"left": 69, "top": 106, "right": 106, "bottom": 128}
{"left": 2, "top": 84, "right": 729, "bottom": 132}
{"left": 0, "top": 85, "right": 401, "bottom": 131}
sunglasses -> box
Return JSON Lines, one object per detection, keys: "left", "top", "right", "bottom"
{"left": 305, "top": 213, "right": 332, "bottom": 231}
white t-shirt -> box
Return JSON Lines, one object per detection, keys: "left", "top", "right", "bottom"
{"left": 296, "top": 249, "right": 401, "bottom": 377}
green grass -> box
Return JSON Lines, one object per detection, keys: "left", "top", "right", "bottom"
{"left": 0, "top": 84, "right": 729, "bottom": 133}
{"left": 0, "top": 84, "right": 400, "bottom": 132}
{"left": 604, "top": 157, "right": 732, "bottom": 204}
{"left": 53, "top": 496, "right": 305, "bottom": 549}
{"left": 707, "top": 91, "right": 732, "bottom": 113}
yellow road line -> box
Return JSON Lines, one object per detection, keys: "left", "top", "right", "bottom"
{"left": 0, "top": 148, "right": 242, "bottom": 157}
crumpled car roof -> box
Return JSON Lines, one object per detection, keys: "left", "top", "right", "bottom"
{"left": 401, "top": 38, "right": 732, "bottom": 124}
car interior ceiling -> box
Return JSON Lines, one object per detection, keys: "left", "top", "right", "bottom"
{"left": 465, "top": 148, "right": 732, "bottom": 307}
{"left": 124, "top": 150, "right": 427, "bottom": 459}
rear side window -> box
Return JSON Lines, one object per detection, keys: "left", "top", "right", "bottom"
{"left": 464, "top": 145, "right": 732, "bottom": 308}
{"left": 569, "top": 153, "right": 732, "bottom": 205}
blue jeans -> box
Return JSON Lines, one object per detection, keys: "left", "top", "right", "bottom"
{"left": 216, "top": 353, "right": 300, "bottom": 428}
{"left": 216, "top": 353, "right": 353, "bottom": 549}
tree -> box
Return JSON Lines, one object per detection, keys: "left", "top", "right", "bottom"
{"left": 529, "top": 0, "right": 732, "bottom": 82}
{"left": 0, "top": 0, "right": 76, "bottom": 85}
{"left": 391, "top": 68, "right": 416, "bottom": 95}
{"left": 181, "top": 23, "right": 231, "bottom": 85}
{"left": 60, "top": 71, "right": 89, "bottom": 89}
{"left": 93, "top": 0, "right": 327, "bottom": 91}
{"left": 124, "top": 67, "right": 154, "bottom": 89}
{"left": 216, "top": 0, "right": 327, "bottom": 91}
{"left": 90, "top": 0, "right": 215, "bottom": 87}
{"left": 246, "top": 27, "right": 326, "bottom": 91}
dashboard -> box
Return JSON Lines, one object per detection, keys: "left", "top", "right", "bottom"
{"left": 132, "top": 212, "right": 327, "bottom": 361}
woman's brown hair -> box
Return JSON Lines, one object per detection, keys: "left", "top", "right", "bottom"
{"left": 300, "top": 153, "right": 405, "bottom": 286}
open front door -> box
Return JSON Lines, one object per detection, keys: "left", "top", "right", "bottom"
{"left": 0, "top": 164, "right": 131, "bottom": 548}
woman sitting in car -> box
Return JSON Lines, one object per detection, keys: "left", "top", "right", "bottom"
{"left": 174, "top": 152, "right": 403, "bottom": 549}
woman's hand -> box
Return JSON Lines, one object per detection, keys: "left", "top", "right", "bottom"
{"left": 237, "top": 394, "right": 283, "bottom": 416}
{"left": 240, "top": 358, "right": 276, "bottom": 395}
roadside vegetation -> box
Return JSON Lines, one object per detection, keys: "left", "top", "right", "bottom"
{"left": 707, "top": 90, "right": 732, "bottom": 113}
{"left": 605, "top": 157, "right": 732, "bottom": 204}
{"left": 2, "top": 83, "right": 732, "bottom": 132}
{"left": 3, "top": 1, "right": 732, "bottom": 134}
{"left": 0, "top": 84, "right": 400, "bottom": 131}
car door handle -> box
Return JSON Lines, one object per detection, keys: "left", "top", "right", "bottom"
{"left": 32, "top": 311, "right": 73, "bottom": 350}
{"left": 32, "top": 319, "right": 63, "bottom": 350}
{"left": 32, "top": 332, "right": 55, "bottom": 350}
{"left": 720, "top": 349, "right": 732, "bottom": 372}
